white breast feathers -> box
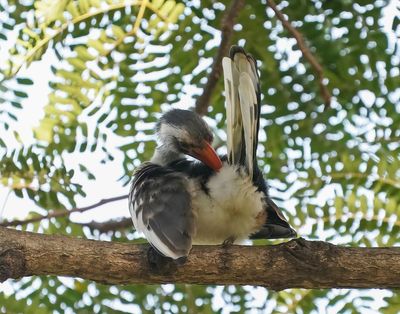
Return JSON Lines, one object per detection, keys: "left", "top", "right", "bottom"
{"left": 191, "top": 163, "right": 266, "bottom": 244}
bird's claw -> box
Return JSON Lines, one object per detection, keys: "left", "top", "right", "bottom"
{"left": 222, "top": 236, "right": 236, "bottom": 247}
{"left": 147, "top": 246, "right": 186, "bottom": 273}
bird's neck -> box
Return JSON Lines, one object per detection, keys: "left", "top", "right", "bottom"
{"left": 151, "top": 144, "right": 184, "bottom": 166}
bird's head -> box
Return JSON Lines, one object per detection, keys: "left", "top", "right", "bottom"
{"left": 156, "top": 109, "right": 222, "bottom": 171}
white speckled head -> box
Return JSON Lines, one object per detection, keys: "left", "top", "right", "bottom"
{"left": 151, "top": 109, "right": 222, "bottom": 170}
{"left": 156, "top": 109, "right": 214, "bottom": 152}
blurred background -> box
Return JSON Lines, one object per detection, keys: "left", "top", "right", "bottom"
{"left": 0, "top": 0, "right": 399, "bottom": 312}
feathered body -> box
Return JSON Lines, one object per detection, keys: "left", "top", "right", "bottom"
{"left": 129, "top": 46, "right": 296, "bottom": 259}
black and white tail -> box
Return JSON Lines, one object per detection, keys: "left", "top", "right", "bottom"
{"left": 222, "top": 46, "right": 260, "bottom": 179}
{"left": 223, "top": 46, "right": 297, "bottom": 240}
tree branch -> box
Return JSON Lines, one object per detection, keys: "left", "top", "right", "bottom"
{"left": 76, "top": 217, "right": 132, "bottom": 233}
{"left": 0, "top": 195, "right": 128, "bottom": 227}
{"left": 268, "top": 0, "right": 331, "bottom": 109}
{"left": 1, "top": 227, "right": 400, "bottom": 289}
{"left": 194, "top": 0, "right": 245, "bottom": 116}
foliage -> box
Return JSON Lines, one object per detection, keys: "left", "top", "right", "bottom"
{"left": 0, "top": 0, "right": 400, "bottom": 313}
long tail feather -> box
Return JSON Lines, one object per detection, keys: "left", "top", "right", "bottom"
{"left": 222, "top": 56, "right": 243, "bottom": 165}
{"left": 223, "top": 46, "right": 260, "bottom": 179}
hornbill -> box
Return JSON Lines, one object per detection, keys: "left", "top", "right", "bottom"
{"left": 129, "top": 46, "right": 296, "bottom": 260}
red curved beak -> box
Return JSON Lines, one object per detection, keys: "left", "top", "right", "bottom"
{"left": 189, "top": 141, "right": 222, "bottom": 171}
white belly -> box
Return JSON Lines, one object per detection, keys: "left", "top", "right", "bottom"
{"left": 190, "top": 163, "right": 265, "bottom": 244}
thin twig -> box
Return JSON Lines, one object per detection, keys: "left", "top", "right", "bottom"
{"left": 0, "top": 189, "right": 11, "bottom": 224}
{"left": 361, "top": 135, "right": 400, "bottom": 145}
{"left": 194, "top": 0, "right": 245, "bottom": 116}
{"left": 0, "top": 194, "right": 128, "bottom": 227}
{"left": 76, "top": 217, "right": 132, "bottom": 233}
{"left": 132, "top": 0, "right": 149, "bottom": 35}
{"left": 268, "top": 0, "right": 331, "bottom": 109}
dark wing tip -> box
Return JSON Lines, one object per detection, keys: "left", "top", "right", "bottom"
{"left": 250, "top": 224, "right": 297, "bottom": 240}
{"left": 251, "top": 197, "right": 297, "bottom": 240}
{"left": 229, "top": 45, "right": 246, "bottom": 58}
{"left": 229, "top": 45, "right": 259, "bottom": 76}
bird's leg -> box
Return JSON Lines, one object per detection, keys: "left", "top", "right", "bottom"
{"left": 219, "top": 236, "right": 236, "bottom": 270}
{"left": 147, "top": 246, "right": 175, "bottom": 273}
{"left": 222, "top": 236, "right": 236, "bottom": 247}
{"left": 175, "top": 256, "right": 187, "bottom": 265}
{"left": 147, "top": 246, "right": 186, "bottom": 273}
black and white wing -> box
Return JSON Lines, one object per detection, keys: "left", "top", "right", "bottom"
{"left": 222, "top": 46, "right": 260, "bottom": 180}
{"left": 129, "top": 163, "right": 195, "bottom": 259}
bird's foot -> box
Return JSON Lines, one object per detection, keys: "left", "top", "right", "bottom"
{"left": 175, "top": 256, "right": 187, "bottom": 266}
{"left": 222, "top": 236, "right": 236, "bottom": 247}
{"left": 147, "top": 247, "right": 186, "bottom": 274}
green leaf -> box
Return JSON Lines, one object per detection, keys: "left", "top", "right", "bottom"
{"left": 392, "top": 16, "right": 399, "bottom": 32}
{"left": 16, "top": 78, "right": 34, "bottom": 85}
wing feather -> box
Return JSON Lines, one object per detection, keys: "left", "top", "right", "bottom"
{"left": 129, "top": 164, "right": 195, "bottom": 259}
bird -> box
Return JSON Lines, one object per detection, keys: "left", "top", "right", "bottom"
{"left": 129, "top": 46, "right": 296, "bottom": 261}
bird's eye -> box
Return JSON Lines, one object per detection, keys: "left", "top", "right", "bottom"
{"left": 179, "top": 142, "right": 190, "bottom": 152}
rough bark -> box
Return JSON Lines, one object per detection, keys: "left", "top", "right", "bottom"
{"left": 1, "top": 226, "right": 399, "bottom": 290}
